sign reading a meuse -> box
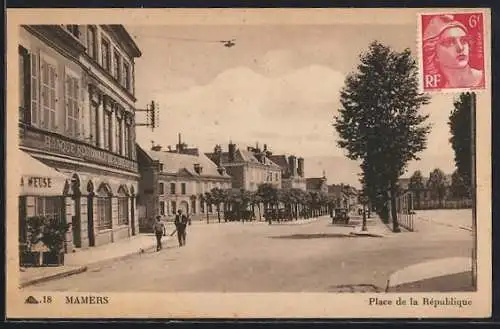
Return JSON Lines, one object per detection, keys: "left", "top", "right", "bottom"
{"left": 21, "top": 129, "right": 138, "bottom": 172}
{"left": 20, "top": 176, "right": 52, "bottom": 188}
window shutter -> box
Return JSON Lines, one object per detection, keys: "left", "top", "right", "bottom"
{"left": 64, "top": 74, "right": 70, "bottom": 135}
{"left": 30, "top": 52, "right": 39, "bottom": 126}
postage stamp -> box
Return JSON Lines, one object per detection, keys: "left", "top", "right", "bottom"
{"left": 418, "top": 12, "right": 486, "bottom": 93}
{"left": 5, "top": 8, "right": 491, "bottom": 319}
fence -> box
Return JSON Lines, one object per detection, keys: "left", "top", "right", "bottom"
{"left": 415, "top": 199, "right": 472, "bottom": 210}
{"left": 396, "top": 191, "right": 415, "bottom": 231}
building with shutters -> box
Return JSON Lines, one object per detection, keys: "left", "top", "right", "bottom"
{"left": 17, "top": 25, "right": 142, "bottom": 252}
{"left": 268, "top": 154, "right": 306, "bottom": 190}
{"left": 136, "top": 140, "right": 232, "bottom": 231}
{"left": 205, "top": 142, "right": 282, "bottom": 192}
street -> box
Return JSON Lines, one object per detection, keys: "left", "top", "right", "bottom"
{"left": 26, "top": 211, "right": 473, "bottom": 292}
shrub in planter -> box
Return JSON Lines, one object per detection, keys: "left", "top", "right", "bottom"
{"left": 40, "top": 219, "right": 70, "bottom": 267}
{"left": 20, "top": 216, "right": 46, "bottom": 267}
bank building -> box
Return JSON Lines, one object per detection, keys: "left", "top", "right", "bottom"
{"left": 17, "top": 25, "right": 142, "bottom": 252}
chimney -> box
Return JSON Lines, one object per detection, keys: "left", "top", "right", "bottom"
{"left": 228, "top": 142, "right": 236, "bottom": 162}
{"left": 214, "top": 144, "right": 222, "bottom": 166}
{"left": 288, "top": 155, "right": 297, "bottom": 176}
{"left": 297, "top": 157, "right": 304, "bottom": 177}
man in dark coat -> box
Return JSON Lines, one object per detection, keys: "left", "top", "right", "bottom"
{"left": 174, "top": 210, "right": 188, "bottom": 247}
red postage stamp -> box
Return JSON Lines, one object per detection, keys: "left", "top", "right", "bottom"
{"left": 419, "top": 12, "right": 486, "bottom": 92}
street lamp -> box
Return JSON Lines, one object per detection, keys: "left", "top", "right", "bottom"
{"left": 360, "top": 195, "right": 369, "bottom": 231}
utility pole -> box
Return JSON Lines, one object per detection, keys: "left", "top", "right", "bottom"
{"left": 470, "top": 92, "right": 477, "bottom": 290}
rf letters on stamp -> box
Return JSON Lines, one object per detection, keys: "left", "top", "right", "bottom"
{"left": 5, "top": 8, "right": 491, "bottom": 319}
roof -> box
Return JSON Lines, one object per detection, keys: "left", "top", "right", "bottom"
{"left": 268, "top": 155, "right": 289, "bottom": 170}
{"left": 206, "top": 148, "right": 281, "bottom": 169}
{"left": 145, "top": 149, "right": 231, "bottom": 179}
{"left": 306, "top": 177, "right": 327, "bottom": 190}
{"left": 104, "top": 25, "right": 142, "bottom": 58}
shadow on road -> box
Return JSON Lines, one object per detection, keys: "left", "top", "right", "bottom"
{"left": 269, "top": 233, "right": 382, "bottom": 239}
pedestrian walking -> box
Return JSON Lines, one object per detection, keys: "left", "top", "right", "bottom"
{"left": 174, "top": 210, "right": 188, "bottom": 247}
{"left": 153, "top": 216, "right": 166, "bottom": 251}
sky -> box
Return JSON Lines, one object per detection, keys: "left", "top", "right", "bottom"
{"left": 127, "top": 17, "right": 458, "bottom": 188}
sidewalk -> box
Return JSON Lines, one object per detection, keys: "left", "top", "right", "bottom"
{"left": 348, "top": 215, "right": 395, "bottom": 237}
{"left": 20, "top": 234, "right": 158, "bottom": 288}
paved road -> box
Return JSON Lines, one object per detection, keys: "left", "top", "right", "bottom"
{"left": 27, "top": 213, "right": 473, "bottom": 292}
{"left": 414, "top": 209, "right": 473, "bottom": 231}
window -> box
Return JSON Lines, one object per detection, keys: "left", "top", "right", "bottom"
{"left": 30, "top": 52, "right": 39, "bottom": 126}
{"left": 123, "top": 62, "right": 130, "bottom": 90}
{"left": 87, "top": 25, "right": 97, "bottom": 59}
{"left": 115, "top": 115, "right": 123, "bottom": 155}
{"left": 65, "top": 73, "right": 80, "bottom": 138}
{"left": 101, "top": 38, "right": 110, "bottom": 72}
{"left": 89, "top": 102, "right": 98, "bottom": 145}
{"left": 40, "top": 56, "right": 58, "bottom": 130}
{"left": 123, "top": 122, "right": 129, "bottom": 157}
{"left": 159, "top": 163, "right": 163, "bottom": 172}
{"left": 160, "top": 201, "right": 165, "bottom": 215}
{"left": 113, "top": 50, "right": 121, "bottom": 81}
{"left": 117, "top": 196, "right": 129, "bottom": 226}
{"left": 19, "top": 46, "right": 30, "bottom": 123}
{"left": 170, "top": 183, "right": 176, "bottom": 194}
{"left": 159, "top": 183, "right": 164, "bottom": 195}
{"left": 96, "top": 185, "right": 112, "bottom": 231}
{"left": 34, "top": 197, "right": 65, "bottom": 221}
{"left": 103, "top": 109, "right": 112, "bottom": 150}
{"left": 181, "top": 183, "right": 186, "bottom": 195}
{"left": 171, "top": 201, "right": 176, "bottom": 214}
{"left": 65, "top": 25, "right": 80, "bottom": 38}
{"left": 275, "top": 173, "right": 279, "bottom": 181}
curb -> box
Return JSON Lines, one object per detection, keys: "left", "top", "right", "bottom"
{"left": 20, "top": 266, "right": 88, "bottom": 288}
{"left": 349, "top": 231, "right": 385, "bottom": 238}
{"left": 20, "top": 242, "right": 158, "bottom": 288}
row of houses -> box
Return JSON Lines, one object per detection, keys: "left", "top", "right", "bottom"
{"left": 17, "top": 24, "right": 353, "bottom": 254}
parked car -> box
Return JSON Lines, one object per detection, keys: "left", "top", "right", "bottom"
{"left": 332, "top": 208, "right": 349, "bottom": 224}
{"left": 385, "top": 257, "right": 474, "bottom": 292}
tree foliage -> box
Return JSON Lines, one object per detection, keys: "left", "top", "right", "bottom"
{"left": 427, "top": 168, "right": 448, "bottom": 205}
{"left": 334, "top": 41, "right": 431, "bottom": 231}
{"left": 448, "top": 92, "right": 473, "bottom": 194}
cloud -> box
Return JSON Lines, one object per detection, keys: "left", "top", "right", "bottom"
{"left": 141, "top": 65, "right": 346, "bottom": 158}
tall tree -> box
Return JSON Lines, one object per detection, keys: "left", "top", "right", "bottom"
{"left": 334, "top": 41, "right": 431, "bottom": 232}
{"left": 408, "top": 170, "right": 425, "bottom": 209}
{"left": 448, "top": 92, "right": 473, "bottom": 197}
{"left": 427, "top": 168, "right": 448, "bottom": 207}
{"left": 210, "top": 187, "right": 226, "bottom": 223}
{"left": 450, "top": 169, "right": 470, "bottom": 199}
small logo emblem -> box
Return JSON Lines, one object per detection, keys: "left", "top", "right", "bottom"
{"left": 24, "top": 296, "right": 39, "bottom": 304}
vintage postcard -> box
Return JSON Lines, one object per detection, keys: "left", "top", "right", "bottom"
{"left": 6, "top": 8, "right": 491, "bottom": 319}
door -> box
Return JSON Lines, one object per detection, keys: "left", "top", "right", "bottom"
{"left": 87, "top": 196, "right": 95, "bottom": 247}
{"left": 72, "top": 196, "right": 82, "bottom": 248}
{"left": 131, "top": 196, "right": 136, "bottom": 236}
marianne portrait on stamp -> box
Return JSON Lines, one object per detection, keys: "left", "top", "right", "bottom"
{"left": 423, "top": 14, "right": 484, "bottom": 89}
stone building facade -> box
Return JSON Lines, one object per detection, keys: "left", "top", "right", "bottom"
{"left": 137, "top": 144, "right": 232, "bottom": 230}
{"left": 18, "top": 25, "right": 142, "bottom": 251}
{"left": 268, "top": 155, "right": 306, "bottom": 190}
{"left": 205, "top": 143, "right": 282, "bottom": 192}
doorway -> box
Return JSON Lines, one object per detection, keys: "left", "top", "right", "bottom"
{"left": 87, "top": 196, "right": 95, "bottom": 246}
{"left": 131, "top": 195, "right": 136, "bottom": 236}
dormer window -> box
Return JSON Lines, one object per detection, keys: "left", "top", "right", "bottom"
{"left": 194, "top": 163, "right": 202, "bottom": 174}
{"left": 217, "top": 167, "right": 226, "bottom": 175}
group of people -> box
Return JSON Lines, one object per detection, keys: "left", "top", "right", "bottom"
{"left": 153, "top": 209, "right": 190, "bottom": 252}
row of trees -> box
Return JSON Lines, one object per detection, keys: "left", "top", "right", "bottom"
{"left": 408, "top": 168, "right": 471, "bottom": 208}
{"left": 200, "top": 183, "right": 338, "bottom": 224}
{"left": 333, "top": 41, "right": 474, "bottom": 232}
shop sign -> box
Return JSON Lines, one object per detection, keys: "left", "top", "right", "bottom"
{"left": 20, "top": 129, "right": 138, "bottom": 172}
{"left": 20, "top": 176, "right": 53, "bottom": 189}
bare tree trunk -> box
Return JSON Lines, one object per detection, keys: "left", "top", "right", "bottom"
{"left": 217, "top": 204, "right": 221, "bottom": 223}
{"left": 390, "top": 184, "right": 400, "bottom": 233}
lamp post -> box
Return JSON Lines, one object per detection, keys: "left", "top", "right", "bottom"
{"left": 360, "top": 195, "right": 369, "bottom": 231}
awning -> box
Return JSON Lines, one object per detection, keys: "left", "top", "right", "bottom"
{"left": 19, "top": 151, "right": 69, "bottom": 196}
